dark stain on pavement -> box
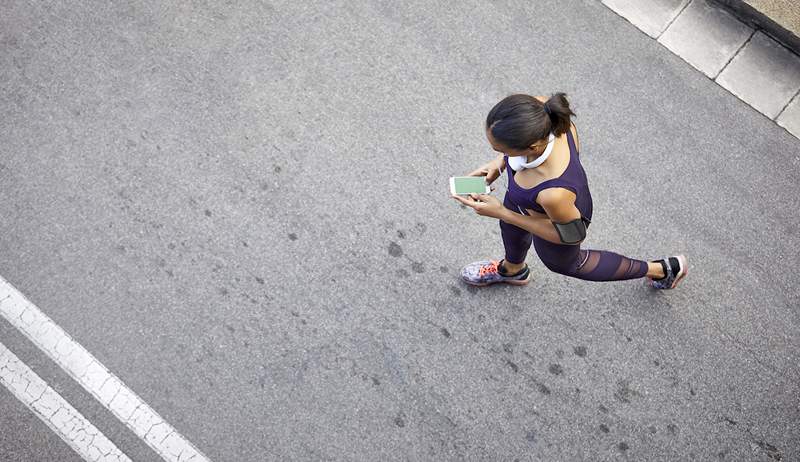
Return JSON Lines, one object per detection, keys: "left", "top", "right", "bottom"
{"left": 439, "top": 266, "right": 449, "bottom": 273}
{"left": 548, "top": 364, "right": 563, "bottom": 375}
{"left": 667, "top": 423, "right": 678, "bottom": 435}
{"left": 288, "top": 233, "right": 298, "bottom": 241}
{"left": 573, "top": 346, "right": 587, "bottom": 357}
{"left": 415, "top": 222, "right": 427, "bottom": 233}
{"left": 441, "top": 328, "right": 451, "bottom": 338}
{"left": 599, "top": 405, "right": 609, "bottom": 414}
{"left": 411, "top": 262, "right": 424, "bottom": 273}
{"left": 755, "top": 440, "right": 782, "bottom": 460}
{"left": 397, "top": 230, "right": 406, "bottom": 239}
{"left": 599, "top": 424, "right": 610, "bottom": 433}
{"left": 394, "top": 413, "right": 406, "bottom": 428}
{"left": 204, "top": 209, "right": 212, "bottom": 217}
{"left": 396, "top": 269, "right": 409, "bottom": 278}
{"left": 525, "top": 431, "right": 536, "bottom": 443}
{"left": 255, "top": 277, "right": 265, "bottom": 284}
{"left": 449, "top": 285, "right": 461, "bottom": 296}
{"left": 388, "top": 242, "right": 403, "bottom": 257}
{"left": 505, "top": 360, "right": 519, "bottom": 373}
{"left": 614, "top": 380, "right": 640, "bottom": 403}
{"left": 617, "top": 442, "right": 629, "bottom": 452}
{"left": 537, "top": 383, "right": 551, "bottom": 395}
{"left": 555, "top": 349, "right": 564, "bottom": 359}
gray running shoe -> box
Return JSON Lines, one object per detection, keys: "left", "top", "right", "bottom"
{"left": 461, "top": 260, "right": 531, "bottom": 286}
{"left": 647, "top": 255, "right": 688, "bottom": 289}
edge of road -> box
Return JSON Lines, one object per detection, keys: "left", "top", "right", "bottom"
{"left": 601, "top": 0, "right": 800, "bottom": 141}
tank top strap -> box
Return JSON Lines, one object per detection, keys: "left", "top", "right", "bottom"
{"left": 566, "top": 129, "right": 578, "bottom": 156}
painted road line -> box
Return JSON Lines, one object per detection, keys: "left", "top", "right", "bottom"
{"left": 0, "top": 276, "right": 211, "bottom": 462}
{"left": 0, "top": 341, "right": 131, "bottom": 462}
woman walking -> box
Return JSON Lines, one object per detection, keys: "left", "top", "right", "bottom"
{"left": 453, "top": 93, "right": 687, "bottom": 289}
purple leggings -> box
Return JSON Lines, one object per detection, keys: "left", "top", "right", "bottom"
{"left": 500, "top": 207, "right": 648, "bottom": 282}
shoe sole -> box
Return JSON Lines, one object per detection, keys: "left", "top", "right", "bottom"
{"left": 669, "top": 254, "right": 688, "bottom": 289}
{"left": 462, "top": 272, "right": 531, "bottom": 287}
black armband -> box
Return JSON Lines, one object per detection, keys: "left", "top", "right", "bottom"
{"left": 553, "top": 218, "right": 588, "bottom": 244}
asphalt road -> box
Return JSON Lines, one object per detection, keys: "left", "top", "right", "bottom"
{"left": 1, "top": 0, "right": 799, "bottom": 460}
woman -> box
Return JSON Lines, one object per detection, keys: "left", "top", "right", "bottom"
{"left": 453, "top": 93, "right": 687, "bottom": 289}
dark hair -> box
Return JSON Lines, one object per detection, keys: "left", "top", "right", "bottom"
{"left": 486, "top": 93, "right": 576, "bottom": 150}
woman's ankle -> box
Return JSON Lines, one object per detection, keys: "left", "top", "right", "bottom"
{"left": 500, "top": 259, "right": 526, "bottom": 274}
{"left": 646, "top": 261, "right": 666, "bottom": 279}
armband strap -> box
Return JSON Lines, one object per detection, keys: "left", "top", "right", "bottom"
{"left": 553, "top": 218, "right": 588, "bottom": 244}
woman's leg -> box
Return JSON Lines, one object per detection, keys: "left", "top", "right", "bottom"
{"left": 500, "top": 196, "right": 533, "bottom": 267}
{"left": 532, "top": 236, "right": 651, "bottom": 281}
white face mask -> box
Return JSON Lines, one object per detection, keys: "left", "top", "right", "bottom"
{"left": 508, "top": 133, "right": 555, "bottom": 171}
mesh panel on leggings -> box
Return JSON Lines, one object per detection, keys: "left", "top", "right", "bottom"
{"left": 574, "top": 249, "right": 648, "bottom": 281}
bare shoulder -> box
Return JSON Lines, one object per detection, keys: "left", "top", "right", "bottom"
{"left": 537, "top": 187, "right": 580, "bottom": 221}
{"left": 538, "top": 187, "right": 576, "bottom": 206}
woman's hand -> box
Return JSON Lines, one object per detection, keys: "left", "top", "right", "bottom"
{"left": 452, "top": 193, "right": 506, "bottom": 219}
{"left": 467, "top": 156, "right": 504, "bottom": 185}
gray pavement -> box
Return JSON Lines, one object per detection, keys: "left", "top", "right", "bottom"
{"left": 1, "top": 0, "right": 799, "bottom": 461}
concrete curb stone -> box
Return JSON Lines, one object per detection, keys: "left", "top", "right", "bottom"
{"left": 716, "top": 31, "right": 800, "bottom": 119}
{"left": 601, "top": 0, "right": 800, "bottom": 140}
{"left": 658, "top": 0, "right": 754, "bottom": 78}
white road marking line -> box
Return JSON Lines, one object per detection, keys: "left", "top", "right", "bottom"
{"left": 0, "top": 276, "right": 211, "bottom": 462}
{"left": 0, "top": 341, "right": 131, "bottom": 462}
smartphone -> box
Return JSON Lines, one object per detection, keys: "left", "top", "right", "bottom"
{"left": 450, "top": 176, "right": 491, "bottom": 196}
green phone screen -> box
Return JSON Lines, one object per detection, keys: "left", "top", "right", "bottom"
{"left": 453, "top": 177, "right": 488, "bottom": 195}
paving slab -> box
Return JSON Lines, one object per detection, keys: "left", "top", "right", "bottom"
{"left": 602, "top": 0, "right": 690, "bottom": 38}
{"left": 717, "top": 31, "right": 800, "bottom": 119}
{"left": 659, "top": 0, "right": 754, "bottom": 77}
{"left": 777, "top": 93, "right": 800, "bottom": 138}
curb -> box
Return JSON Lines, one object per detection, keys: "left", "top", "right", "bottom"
{"left": 602, "top": 0, "right": 800, "bottom": 140}
{"left": 712, "top": 0, "right": 800, "bottom": 54}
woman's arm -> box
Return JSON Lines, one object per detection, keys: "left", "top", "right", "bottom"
{"left": 452, "top": 188, "right": 585, "bottom": 245}
{"left": 498, "top": 208, "right": 562, "bottom": 244}
{"left": 499, "top": 188, "right": 585, "bottom": 245}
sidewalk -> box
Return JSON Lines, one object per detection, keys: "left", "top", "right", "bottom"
{"left": 603, "top": 0, "right": 800, "bottom": 139}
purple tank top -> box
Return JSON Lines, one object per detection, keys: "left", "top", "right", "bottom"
{"left": 504, "top": 130, "right": 593, "bottom": 220}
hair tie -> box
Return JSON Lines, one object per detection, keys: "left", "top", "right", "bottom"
{"left": 543, "top": 104, "right": 552, "bottom": 117}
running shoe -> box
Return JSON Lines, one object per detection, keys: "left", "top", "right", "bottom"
{"left": 460, "top": 260, "right": 531, "bottom": 286}
{"left": 647, "top": 255, "right": 688, "bottom": 289}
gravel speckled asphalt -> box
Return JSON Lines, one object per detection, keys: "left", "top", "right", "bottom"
{"left": 1, "top": 1, "right": 798, "bottom": 460}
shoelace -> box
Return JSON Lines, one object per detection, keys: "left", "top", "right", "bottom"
{"left": 478, "top": 261, "right": 500, "bottom": 277}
